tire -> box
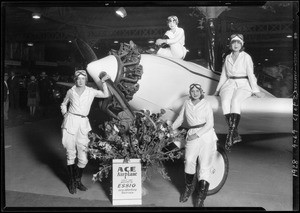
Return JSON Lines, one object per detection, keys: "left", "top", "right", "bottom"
{"left": 207, "top": 144, "right": 229, "bottom": 196}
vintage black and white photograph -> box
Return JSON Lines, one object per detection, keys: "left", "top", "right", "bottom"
{"left": 1, "top": 1, "right": 298, "bottom": 211}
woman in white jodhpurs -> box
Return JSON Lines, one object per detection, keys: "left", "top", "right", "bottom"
{"left": 214, "top": 34, "right": 264, "bottom": 151}
{"left": 171, "top": 83, "right": 218, "bottom": 207}
{"left": 60, "top": 70, "right": 111, "bottom": 194}
{"left": 155, "top": 15, "right": 187, "bottom": 59}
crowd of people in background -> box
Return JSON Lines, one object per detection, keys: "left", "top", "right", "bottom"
{"left": 3, "top": 68, "right": 73, "bottom": 123}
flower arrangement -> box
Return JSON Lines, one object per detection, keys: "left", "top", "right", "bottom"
{"left": 88, "top": 109, "right": 187, "bottom": 183}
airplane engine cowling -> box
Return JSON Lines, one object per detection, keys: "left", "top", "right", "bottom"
{"left": 109, "top": 43, "right": 143, "bottom": 102}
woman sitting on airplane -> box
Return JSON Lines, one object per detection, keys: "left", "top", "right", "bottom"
{"left": 214, "top": 34, "right": 264, "bottom": 151}
{"left": 155, "top": 15, "right": 188, "bottom": 59}
{"left": 171, "top": 83, "right": 218, "bottom": 207}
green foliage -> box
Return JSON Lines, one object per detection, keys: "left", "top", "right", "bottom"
{"left": 88, "top": 109, "right": 186, "bottom": 182}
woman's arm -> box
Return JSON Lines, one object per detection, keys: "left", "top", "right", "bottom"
{"left": 194, "top": 103, "right": 214, "bottom": 138}
{"left": 95, "top": 82, "right": 110, "bottom": 98}
{"left": 171, "top": 101, "right": 186, "bottom": 130}
{"left": 214, "top": 63, "right": 228, "bottom": 95}
{"left": 60, "top": 90, "right": 70, "bottom": 115}
{"left": 165, "top": 28, "right": 184, "bottom": 45}
{"left": 245, "top": 55, "right": 260, "bottom": 93}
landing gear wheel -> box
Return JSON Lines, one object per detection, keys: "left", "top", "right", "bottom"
{"left": 207, "top": 144, "right": 229, "bottom": 196}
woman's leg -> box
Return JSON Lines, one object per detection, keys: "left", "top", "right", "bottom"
{"left": 229, "top": 89, "right": 252, "bottom": 146}
{"left": 180, "top": 140, "right": 200, "bottom": 202}
{"left": 220, "top": 87, "right": 235, "bottom": 150}
{"left": 75, "top": 130, "right": 90, "bottom": 191}
{"left": 62, "top": 129, "right": 77, "bottom": 194}
{"left": 32, "top": 106, "right": 36, "bottom": 116}
{"left": 195, "top": 138, "right": 216, "bottom": 207}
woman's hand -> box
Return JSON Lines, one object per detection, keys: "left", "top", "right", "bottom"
{"left": 101, "top": 74, "right": 111, "bottom": 83}
{"left": 63, "top": 112, "right": 68, "bottom": 117}
{"left": 155, "top": 39, "right": 164, "bottom": 46}
{"left": 187, "top": 133, "right": 199, "bottom": 141}
{"left": 253, "top": 92, "right": 265, "bottom": 98}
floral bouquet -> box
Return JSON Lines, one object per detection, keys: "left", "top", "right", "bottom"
{"left": 88, "top": 109, "right": 187, "bottom": 183}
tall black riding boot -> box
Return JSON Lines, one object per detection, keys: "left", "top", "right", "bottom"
{"left": 224, "top": 113, "right": 232, "bottom": 127}
{"left": 224, "top": 113, "right": 234, "bottom": 151}
{"left": 75, "top": 165, "right": 88, "bottom": 191}
{"left": 195, "top": 180, "right": 210, "bottom": 207}
{"left": 67, "top": 164, "right": 77, "bottom": 194}
{"left": 231, "top": 113, "right": 242, "bottom": 144}
{"left": 179, "top": 173, "right": 196, "bottom": 202}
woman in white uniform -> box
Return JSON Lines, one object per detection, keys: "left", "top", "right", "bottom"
{"left": 172, "top": 83, "right": 218, "bottom": 207}
{"left": 155, "top": 16, "right": 187, "bottom": 59}
{"left": 60, "top": 70, "right": 110, "bottom": 194}
{"left": 214, "top": 34, "right": 264, "bottom": 151}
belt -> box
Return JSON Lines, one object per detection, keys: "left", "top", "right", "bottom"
{"left": 229, "top": 76, "right": 248, "bottom": 79}
{"left": 189, "top": 123, "right": 206, "bottom": 129}
{"left": 69, "top": 112, "right": 87, "bottom": 118}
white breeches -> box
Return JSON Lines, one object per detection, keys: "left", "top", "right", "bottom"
{"left": 157, "top": 43, "right": 187, "bottom": 59}
{"left": 220, "top": 86, "right": 252, "bottom": 114}
{"left": 184, "top": 136, "right": 216, "bottom": 182}
{"left": 62, "top": 128, "right": 89, "bottom": 168}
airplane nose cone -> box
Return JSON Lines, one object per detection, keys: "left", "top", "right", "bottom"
{"left": 86, "top": 55, "right": 119, "bottom": 83}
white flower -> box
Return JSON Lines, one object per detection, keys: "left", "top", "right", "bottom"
{"left": 166, "top": 120, "right": 173, "bottom": 126}
{"left": 113, "top": 124, "right": 119, "bottom": 132}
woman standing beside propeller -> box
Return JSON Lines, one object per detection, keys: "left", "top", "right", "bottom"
{"left": 214, "top": 34, "right": 264, "bottom": 151}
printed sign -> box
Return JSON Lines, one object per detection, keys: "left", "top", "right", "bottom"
{"left": 112, "top": 159, "right": 142, "bottom": 206}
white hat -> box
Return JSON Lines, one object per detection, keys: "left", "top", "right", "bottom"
{"left": 230, "top": 34, "right": 244, "bottom": 45}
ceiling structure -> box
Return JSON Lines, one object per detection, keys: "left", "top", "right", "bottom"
{"left": 2, "top": 1, "right": 297, "bottom": 72}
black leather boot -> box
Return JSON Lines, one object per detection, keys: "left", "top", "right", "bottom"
{"left": 224, "top": 113, "right": 232, "bottom": 127}
{"left": 67, "top": 164, "right": 77, "bottom": 194}
{"left": 225, "top": 128, "right": 234, "bottom": 151}
{"left": 231, "top": 113, "right": 242, "bottom": 144}
{"left": 195, "top": 180, "right": 210, "bottom": 207}
{"left": 224, "top": 113, "right": 233, "bottom": 151}
{"left": 75, "top": 165, "right": 88, "bottom": 191}
{"left": 179, "top": 173, "right": 196, "bottom": 202}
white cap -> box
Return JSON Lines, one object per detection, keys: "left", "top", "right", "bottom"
{"left": 230, "top": 34, "right": 244, "bottom": 45}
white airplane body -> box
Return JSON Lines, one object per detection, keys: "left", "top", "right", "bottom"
{"left": 83, "top": 53, "right": 292, "bottom": 135}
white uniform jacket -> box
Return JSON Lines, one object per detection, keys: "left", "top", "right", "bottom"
{"left": 159, "top": 27, "right": 187, "bottom": 59}
{"left": 172, "top": 98, "right": 218, "bottom": 144}
{"left": 216, "top": 51, "right": 260, "bottom": 93}
{"left": 60, "top": 84, "right": 109, "bottom": 135}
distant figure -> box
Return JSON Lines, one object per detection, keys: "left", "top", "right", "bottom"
{"left": 171, "top": 83, "right": 218, "bottom": 207}
{"left": 60, "top": 70, "right": 111, "bottom": 194}
{"left": 27, "top": 75, "right": 39, "bottom": 117}
{"left": 7, "top": 70, "right": 20, "bottom": 110}
{"left": 155, "top": 16, "right": 187, "bottom": 59}
{"left": 214, "top": 34, "right": 264, "bottom": 151}
{"left": 4, "top": 72, "right": 9, "bottom": 120}
{"left": 38, "top": 72, "right": 52, "bottom": 116}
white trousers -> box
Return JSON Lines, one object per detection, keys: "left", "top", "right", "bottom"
{"left": 157, "top": 43, "right": 187, "bottom": 59}
{"left": 184, "top": 135, "right": 216, "bottom": 182}
{"left": 62, "top": 128, "right": 89, "bottom": 168}
{"left": 220, "top": 85, "right": 252, "bottom": 114}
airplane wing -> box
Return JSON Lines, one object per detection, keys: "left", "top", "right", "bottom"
{"left": 127, "top": 93, "right": 292, "bottom": 134}
{"left": 169, "top": 95, "right": 292, "bottom": 134}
